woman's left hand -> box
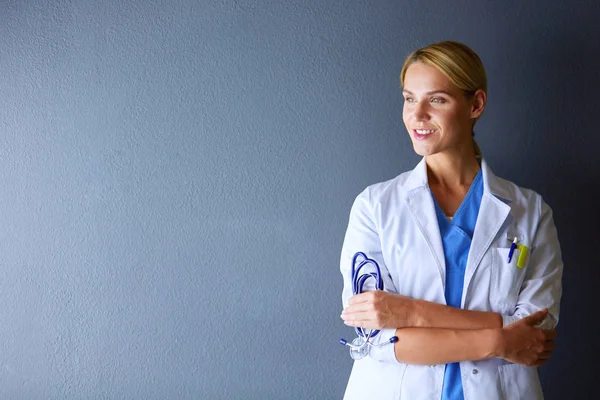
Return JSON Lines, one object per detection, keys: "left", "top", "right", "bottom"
{"left": 341, "top": 290, "right": 415, "bottom": 330}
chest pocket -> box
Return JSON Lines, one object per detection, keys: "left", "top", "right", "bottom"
{"left": 490, "top": 248, "right": 528, "bottom": 315}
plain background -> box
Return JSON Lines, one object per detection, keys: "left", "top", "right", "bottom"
{"left": 1, "top": 0, "right": 599, "bottom": 399}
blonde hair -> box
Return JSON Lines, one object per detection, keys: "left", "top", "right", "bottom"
{"left": 400, "top": 41, "right": 487, "bottom": 96}
{"left": 400, "top": 41, "right": 486, "bottom": 158}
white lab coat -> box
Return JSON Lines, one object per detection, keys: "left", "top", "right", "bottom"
{"left": 341, "top": 158, "right": 563, "bottom": 400}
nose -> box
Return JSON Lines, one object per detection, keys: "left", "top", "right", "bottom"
{"left": 413, "top": 101, "right": 430, "bottom": 121}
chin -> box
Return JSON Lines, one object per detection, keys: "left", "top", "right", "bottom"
{"left": 412, "top": 143, "right": 436, "bottom": 157}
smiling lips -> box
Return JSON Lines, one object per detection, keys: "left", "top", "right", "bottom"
{"left": 413, "top": 129, "right": 436, "bottom": 140}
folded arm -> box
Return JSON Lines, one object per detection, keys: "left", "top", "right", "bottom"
{"left": 391, "top": 326, "right": 497, "bottom": 365}
{"left": 342, "top": 291, "right": 502, "bottom": 330}
{"left": 343, "top": 291, "right": 555, "bottom": 366}
{"left": 391, "top": 309, "right": 554, "bottom": 366}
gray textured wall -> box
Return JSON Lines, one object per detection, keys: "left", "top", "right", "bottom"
{"left": 0, "top": 0, "right": 598, "bottom": 399}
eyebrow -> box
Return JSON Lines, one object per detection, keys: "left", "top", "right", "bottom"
{"left": 402, "top": 89, "right": 454, "bottom": 96}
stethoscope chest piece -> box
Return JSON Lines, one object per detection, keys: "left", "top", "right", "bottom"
{"left": 348, "top": 337, "right": 369, "bottom": 360}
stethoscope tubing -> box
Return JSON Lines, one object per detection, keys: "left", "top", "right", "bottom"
{"left": 351, "top": 252, "right": 384, "bottom": 338}
{"left": 340, "top": 252, "right": 398, "bottom": 360}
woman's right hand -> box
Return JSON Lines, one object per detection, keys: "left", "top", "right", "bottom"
{"left": 497, "top": 309, "right": 557, "bottom": 366}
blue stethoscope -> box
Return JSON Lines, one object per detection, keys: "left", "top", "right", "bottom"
{"left": 339, "top": 252, "right": 398, "bottom": 360}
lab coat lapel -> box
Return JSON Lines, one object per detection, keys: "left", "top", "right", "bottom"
{"left": 462, "top": 160, "right": 512, "bottom": 305}
{"left": 404, "top": 158, "right": 447, "bottom": 289}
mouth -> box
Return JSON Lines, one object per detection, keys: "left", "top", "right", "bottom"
{"left": 412, "top": 129, "right": 436, "bottom": 140}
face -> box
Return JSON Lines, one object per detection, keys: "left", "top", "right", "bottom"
{"left": 402, "top": 61, "right": 484, "bottom": 158}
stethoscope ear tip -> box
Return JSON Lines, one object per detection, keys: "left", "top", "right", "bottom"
{"left": 339, "top": 338, "right": 348, "bottom": 346}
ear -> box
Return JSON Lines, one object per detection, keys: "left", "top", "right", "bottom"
{"left": 470, "top": 89, "right": 486, "bottom": 119}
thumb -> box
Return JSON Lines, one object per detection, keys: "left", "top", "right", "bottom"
{"left": 523, "top": 309, "right": 549, "bottom": 326}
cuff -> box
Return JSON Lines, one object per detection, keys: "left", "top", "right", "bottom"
{"left": 367, "top": 328, "right": 399, "bottom": 364}
{"left": 501, "top": 314, "right": 519, "bottom": 327}
{"left": 501, "top": 311, "right": 556, "bottom": 329}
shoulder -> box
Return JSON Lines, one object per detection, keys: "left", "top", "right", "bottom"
{"left": 357, "top": 169, "right": 415, "bottom": 207}
{"left": 494, "top": 176, "right": 542, "bottom": 203}
{"left": 485, "top": 169, "right": 555, "bottom": 235}
{"left": 352, "top": 158, "right": 426, "bottom": 211}
{"left": 483, "top": 160, "right": 547, "bottom": 215}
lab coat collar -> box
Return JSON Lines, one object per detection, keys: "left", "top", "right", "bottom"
{"left": 405, "top": 157, "right": 513, "bottom": 204}
{"left": 403, "top": 157, "right": 513, "bottom": 301}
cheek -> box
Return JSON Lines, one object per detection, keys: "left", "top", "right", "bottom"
{"left": 444, "top": 105, "right": 471, "bottom": 125}
{"left": 437, "top": 108, "right": 463, "bottom": 127}
{"left": 402, "top": 106, "right": 411, "bottom": 125}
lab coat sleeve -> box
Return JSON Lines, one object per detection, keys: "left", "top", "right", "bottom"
{"left": 501, "top": 198, "right": 563, "bottom": 329}
{"left": 340, "top": 187, "right": 400, "bottom": 364}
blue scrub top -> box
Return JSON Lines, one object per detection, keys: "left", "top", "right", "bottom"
{"left": 431, "top": 170, "right": 483, "bottom": 400}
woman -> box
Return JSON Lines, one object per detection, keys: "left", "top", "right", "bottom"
{"left": 339, "top": 41, "right": 562, "bottom": 400}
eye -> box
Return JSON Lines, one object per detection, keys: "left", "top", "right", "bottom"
{"left": 431, "top": 97, "right": 446, "bottom": 104}
{"left": 404, "top": 97, "right": 415, "bottom": 103}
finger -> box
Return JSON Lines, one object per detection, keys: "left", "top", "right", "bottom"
{"left": 523, "top": 309, "right": 548, "bottom": 326}
{"left": 343, "top": 319, "right": 359, "bottom": 328}
{"left": 343, "top": 318, "right": 379, "bottom": 330}
{"left": 342, "top": 311, "right": 377, "bottom": 325}
{"left": 531, "top": 358, "right": 548, "bottom": 367}
{"left": 543, "top": 329, "right": 557, "bottom": 340}
{"left": 543, "top": 341, "right": 556, "bottom": 351}
{"left": 537, "top": 350, "right": 553, "bottom": 360}
{"left": 342, "top": 302, "right": 375, "bottom": 317}
{"left": 347, "top": 293, "right": 371, "bottom": 305}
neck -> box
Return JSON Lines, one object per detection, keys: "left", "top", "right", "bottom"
{"left": 425, "top": 148, "right": 480, "bottom": 188}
